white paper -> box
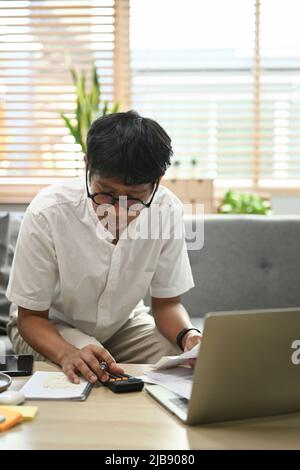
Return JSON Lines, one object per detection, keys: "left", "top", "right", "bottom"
{"left": 143, "top": 367, "right": 194, "bottom": 399}
{"left": 152, "top": 344, "right": 200, "bottom": 370}
{"left": 21, "top": 371, "right": 91, "bottom": 400}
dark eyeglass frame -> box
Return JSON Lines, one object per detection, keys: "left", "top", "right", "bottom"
{"left": 85, "top": 169, "right": 159, "bottom": 211}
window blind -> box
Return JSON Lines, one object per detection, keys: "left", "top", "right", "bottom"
{"left": 131, "top": 0, "right": 300, "bottom": 190}
{"left": 130, "top": 0, "right": 255, "bottom": 188}
{"left": 0, "top": 0, "right": 130, "bottom": 200}
{"left": 259, "top": 0, "right": 300, "bottom": 188}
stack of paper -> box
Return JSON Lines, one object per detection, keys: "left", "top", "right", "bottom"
{"left": 143, "top": 367, "right": 194, "bottom": 399}
{"left": 142, "top": 344, "right": 199, "bottom": 399}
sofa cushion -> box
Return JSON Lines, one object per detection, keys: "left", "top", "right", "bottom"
{"left": 0, "top": 212, "right": 24, "bottom": 333}
{"left": 182, "top": 215, "right": 300, "bottom": 317}
{"left": 0, "top": 213, "right": 10, "bottom": 332}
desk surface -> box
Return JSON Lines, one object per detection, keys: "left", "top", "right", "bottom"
{"left": 1, "top": 361, "right": 300, "bottom": 450}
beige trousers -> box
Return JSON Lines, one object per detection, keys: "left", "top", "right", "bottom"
{"left": 7, "top": 308, "right": 181, "bottom": 364}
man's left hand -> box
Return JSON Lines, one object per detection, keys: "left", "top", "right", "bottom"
{"left": 183, "top": 331, "right": 201, "bottom": 368}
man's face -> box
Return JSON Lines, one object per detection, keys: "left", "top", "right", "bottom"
{"left": 89, "top": 173, "right": 155, "bottom": 234}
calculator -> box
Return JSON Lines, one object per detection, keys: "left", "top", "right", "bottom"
{"left": 103, "top": 373, "right": 144, "bottom": 393}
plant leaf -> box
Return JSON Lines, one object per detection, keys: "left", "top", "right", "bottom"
{"left": 61, "top": 63, "right": 120, "bottom": 156}
{"left": 70, "top": 67, "right": 78, "bottom": 85}
{"left": 61, "top": 113, "right": 80, "bottom": 144}
{"left": 102, "top": 100, "right": 109, "bottom": 116}
{"left": 110, "top": 101, "right": 120, "bottom": 114}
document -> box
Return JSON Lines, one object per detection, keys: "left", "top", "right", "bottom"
{"left": 142, "top": 367, "right": 194, "bottom": 399}
{"left": 21, "top": 372, "right": 92, "bottom": 401}
{"left": 141, "top": 345, "right": 199, "bottom": 398}
{"left": 152, "top": 344, "right": 199, "bottom": 370}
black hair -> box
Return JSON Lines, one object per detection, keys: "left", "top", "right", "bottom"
{"left": 86, "top": 110, "right": 173, "bottom": 185}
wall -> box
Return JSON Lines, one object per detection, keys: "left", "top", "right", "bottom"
{"left": 0, "top": 204, "right": 28, "bottom": 212}
{"left": 271, "top": 196, "right": 300, "bottom": 215}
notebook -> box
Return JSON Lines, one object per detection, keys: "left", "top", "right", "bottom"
{"left": 21, "top": 371, "right": 92, "bottom": 401}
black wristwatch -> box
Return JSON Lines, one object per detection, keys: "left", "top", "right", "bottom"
{"left": 176, "top": 327, "right": 201, "bottom": 351}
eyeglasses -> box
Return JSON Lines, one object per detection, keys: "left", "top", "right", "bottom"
{"left": 85, "top": 169, "right": 158, "bottom": 214}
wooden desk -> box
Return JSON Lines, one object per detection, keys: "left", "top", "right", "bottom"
{"left": 1, "top": 361, "right": 300, "bottom": 450}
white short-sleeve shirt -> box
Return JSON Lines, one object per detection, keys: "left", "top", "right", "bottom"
{"left": 6, "top": 176, "right": 194, "bottom": 342}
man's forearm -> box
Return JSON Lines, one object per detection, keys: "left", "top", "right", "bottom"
{"left": 152, "top": 297, "right": 194, "bottom": 345}
{"left": 18, "top": 308, "right": 77, "bottom": 365}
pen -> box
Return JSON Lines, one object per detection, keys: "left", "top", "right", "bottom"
{"left": 99, "top": 361, "right": 116, "bottom": 381}
{"left": 99, "top": 362, "right": 119, "bottom": 379}
{"left": 100, "top": 361, "right": 117, "bottom": 378}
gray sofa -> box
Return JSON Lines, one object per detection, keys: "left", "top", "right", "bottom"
{"left": 182, "top": 214, "right": 300, "bottom": 323}
{"left": 0, "top": 212, "right": 23, "bottom": 335}
{"left": 1, "top": 212, "right": 300, "bottom": 350}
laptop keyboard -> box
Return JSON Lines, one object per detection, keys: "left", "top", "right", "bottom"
{"left": 170, "top": 397, "right": 189, "bottom": 411}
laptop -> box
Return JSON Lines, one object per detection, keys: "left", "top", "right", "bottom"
{"left": 146, "top": 307, "right": 300, "bottom": 425}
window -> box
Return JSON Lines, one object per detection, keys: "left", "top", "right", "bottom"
{"left": 2, "top": 0, "right": 300, "bottom": 200}
{"left": 259, "top": 0, "right": 300, "bottom": 188}
{"left": 130, "top": 0, "right": 300, "bottom": 190}
{"left": 0, "top": 0, "right": 130, "bottom": 201}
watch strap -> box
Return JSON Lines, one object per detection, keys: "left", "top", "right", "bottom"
{"left": 176, "top": 327, "right": 201, "bottom": 351}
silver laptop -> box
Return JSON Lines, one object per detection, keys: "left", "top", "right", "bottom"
{"left": 146, "top": 308, "right": 300, "bottom": 425}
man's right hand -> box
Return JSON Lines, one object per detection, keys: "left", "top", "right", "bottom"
{"left": 60, "top": 344, "right": 125, "bottom": 384}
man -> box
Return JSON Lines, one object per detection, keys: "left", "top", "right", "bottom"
{"left": 6, "top": 111, "right": 201, "bottom": 384}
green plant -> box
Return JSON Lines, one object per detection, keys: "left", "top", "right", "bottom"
{"left": 61, "top": 65, "right": 120, "bottom": 154}
{"left": 218, "top": 190, "right": 272, "bottom": 215}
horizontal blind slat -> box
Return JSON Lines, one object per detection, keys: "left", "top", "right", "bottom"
{"left": 0, "top": 0, "right": 127, "bottom": 186}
